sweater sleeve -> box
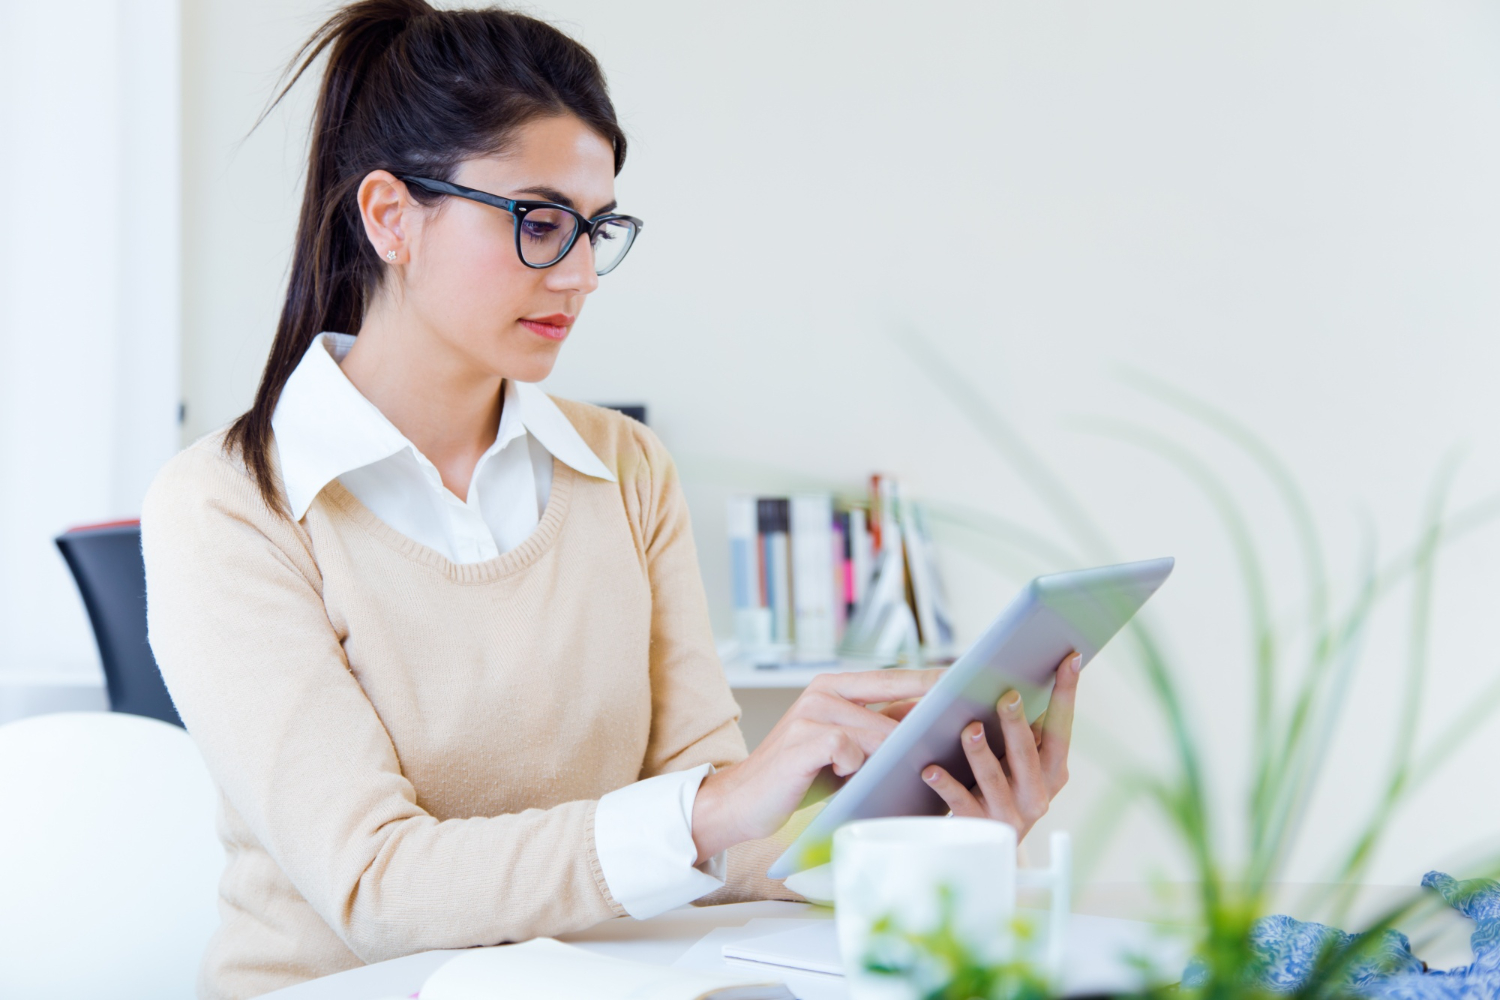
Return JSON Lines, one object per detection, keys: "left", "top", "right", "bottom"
{"left": 629, "top": 425, "right": 749, "bottom": 778}
{"left": 141, "top": 443, "right": 622, "bottom": 964}
{"left": 625, "top": 427, "right": 804, "bottom": 904}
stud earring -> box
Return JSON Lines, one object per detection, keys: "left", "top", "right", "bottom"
{"left": 385, "top": 250, "right": 397, "bottom": 261}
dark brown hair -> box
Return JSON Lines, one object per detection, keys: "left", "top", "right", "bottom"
{"left": 225, "top": 0, "right": 626, "bottom": 511}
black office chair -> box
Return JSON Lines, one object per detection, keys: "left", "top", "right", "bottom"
{"left": 600, "top": 403, "right": 647, "bottom": 425}
{"left": 55, "top": 521, "right": 183, "bottom": 728}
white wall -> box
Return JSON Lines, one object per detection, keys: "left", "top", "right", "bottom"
{"left": 179, "top": 1, "right": 1500, "bottom": 888}
{"left": 180, "top": 0, "right": 317, "bottom": 441}
{"left": 0, "top": 0, "right": 181, "bottom": 683}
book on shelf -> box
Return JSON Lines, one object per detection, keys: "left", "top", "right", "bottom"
{"left": 900, "top": 496, "right": 956, "bottom": 653}
{"left": 789, "top": 494, "right": 836, "bottom": 658}
{"left": 758, "top": 499, "right": 792, "bottom": 647}
{"left": 727, "top": 474, "right": 954, "bottom": 667}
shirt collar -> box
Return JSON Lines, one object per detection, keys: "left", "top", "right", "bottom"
{"left": 271, "top": 332, "right": 616, "bottom": 520}
{"left": 272, "top": 333, "right": 408, "bottom": 520}
{"left": 503, "top": 379, "right": 618, "bottom": 485}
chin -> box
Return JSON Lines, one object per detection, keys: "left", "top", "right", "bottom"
{"left": 503, "top": 346, "right": 562, "bottom": 384}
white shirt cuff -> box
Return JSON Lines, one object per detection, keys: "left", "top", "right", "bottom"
{"left": 594, "top": 763, "right": 726, "bottom": 919}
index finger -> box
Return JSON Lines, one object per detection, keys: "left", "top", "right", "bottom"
{"left": 811, "top": 668, "right": 945, "bottom": 706}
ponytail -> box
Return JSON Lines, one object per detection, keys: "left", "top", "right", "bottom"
{"left": 225, "top": 1, "right": 626, "bottom": 513}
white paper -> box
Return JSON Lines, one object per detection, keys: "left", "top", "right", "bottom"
{"left": 722, "top": 922, "right": 842, "bottom": 977}
{"left": 675, "top": 919, "right": 847, "bottom": 1000}
{"left": 696, "top": 911, "right": 1192, "bottom": 998}
{"left": 422, "top": 938, "right": 787, "bottom": 1000}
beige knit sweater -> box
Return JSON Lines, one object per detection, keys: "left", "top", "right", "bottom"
{"left": 142, "top": 401, "right": 800, "bottom": 1000}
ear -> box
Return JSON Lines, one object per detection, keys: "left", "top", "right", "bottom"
{"left": 357, "top": 170, "right": 411, "bottom": 264}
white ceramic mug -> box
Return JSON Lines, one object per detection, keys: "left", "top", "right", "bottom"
{"left": 833, "top": 817, "right": 1070, "bottom": 1000}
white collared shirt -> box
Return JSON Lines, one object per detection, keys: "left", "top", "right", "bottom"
{"left": 271, "top": 333, "right": 725, "bottom": 918}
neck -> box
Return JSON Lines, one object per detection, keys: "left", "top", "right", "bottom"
{"left": 338, "top": 301, "right": 502, "bottom": 500}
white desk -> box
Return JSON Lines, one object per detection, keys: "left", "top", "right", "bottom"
{"left": 258, "top": 897, "right": 1201, "bottom": 1000}
{"left": 262, "top": 901, "right": 827, "bottom": 999}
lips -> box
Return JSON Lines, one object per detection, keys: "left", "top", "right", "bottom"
{"left": 519, "top": 314, "right": 574, "bottom": 341}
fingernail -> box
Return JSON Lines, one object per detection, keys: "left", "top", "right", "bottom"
{"left": 923, "top": 768, "right": 939, "bottom": 783}
{"left": 968, "top": 724, "right": 984, "bottom": 743}
{"left": 1071, "top": 653, "right": 1084, "bottom": 673}
{"left": 1002, "top": 691, "right": 1022, "bottom": 714}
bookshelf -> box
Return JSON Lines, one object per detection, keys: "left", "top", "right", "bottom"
{"left": 720, "top": 474, "right": 955, "bottom": 693}
{"left": 716, "top": 470, "right": 959, "bottom": 746}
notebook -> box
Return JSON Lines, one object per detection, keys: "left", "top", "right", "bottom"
{"left": 417, "top": 938, "right": 795, "bottom": 1000}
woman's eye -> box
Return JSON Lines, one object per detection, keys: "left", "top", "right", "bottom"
{"left": 521, "top": 219, "right": 560, "bottom": 240}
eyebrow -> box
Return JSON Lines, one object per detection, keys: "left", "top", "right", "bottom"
{"left": 512, "top": 185, "right": 617, "bottom": 217}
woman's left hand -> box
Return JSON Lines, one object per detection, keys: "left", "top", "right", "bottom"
{"left": 919, "top": 651, "right": 1081, "bottom": 841}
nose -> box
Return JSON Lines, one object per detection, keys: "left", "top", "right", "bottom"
{"left": 545, "top": 229, "right": 600, "bottom": 295}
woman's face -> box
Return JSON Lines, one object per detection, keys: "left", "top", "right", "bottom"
{"left": 368, "top": 114, "right": 619, "bottom": 383}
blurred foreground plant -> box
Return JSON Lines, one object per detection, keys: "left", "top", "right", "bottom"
{"left": 861, "top": 886, "right": 1052, "bottom": 1000}
{"left": 897, "top": 333, "right": 1500, "bottom": 999}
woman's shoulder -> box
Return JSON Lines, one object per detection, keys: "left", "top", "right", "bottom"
{"left": 142, "top": 427, "right": 290, "bottom": 533}
{"left": 547, "top": 397, "right": 673, "bottom": 474}
{"left": 547, "top": 398, "right": 690, "bottom": 544}
{"left": 147, "top": 427, "right": 251, "bottom": 500}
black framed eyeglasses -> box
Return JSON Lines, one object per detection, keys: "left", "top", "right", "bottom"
{"left": 398, "top": 175, "right": 643, "bottom": 275}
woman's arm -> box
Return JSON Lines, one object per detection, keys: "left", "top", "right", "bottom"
{"left": 623, "top": 426, "right": 941, "bottom": 900}
{"left": 626, "top": 426, "right": 752, "bottom": 778}
{"left": 143, "top": 442, "right": 624, "bottom": 963}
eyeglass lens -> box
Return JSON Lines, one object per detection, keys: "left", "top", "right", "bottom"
{"left": 518, "top": 209, "right": 636, "bottom": 274}
{"left": 589, "top": 218, "right": 636, "bottom": 275}
{"left": 517, "top": 208, "right": 577, "bottom": 268}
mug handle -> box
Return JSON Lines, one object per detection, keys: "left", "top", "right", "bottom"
{"left": 1015, "top": 831, "right": 1071, "bottom": 982}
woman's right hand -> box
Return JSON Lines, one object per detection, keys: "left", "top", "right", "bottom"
{"left": 689, "top": 669, "right": 944, "bottom": 864}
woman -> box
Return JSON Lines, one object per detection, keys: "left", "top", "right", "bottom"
{"left": 142, "top": 3, "right": 1081, "bottom": 997}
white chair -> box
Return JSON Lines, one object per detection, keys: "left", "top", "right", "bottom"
{"left": 0, "top": 711, "right": 221, "bottom": 999}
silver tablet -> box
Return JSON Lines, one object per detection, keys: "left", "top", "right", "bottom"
{"left": 766, "top": 557, "right": 1174, "bottom": 879}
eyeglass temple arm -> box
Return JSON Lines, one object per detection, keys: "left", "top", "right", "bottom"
{"left": 401, "top": 175, "right": 635, "bottom": 230}
{"left": 399, "top": 175, "right": 518, "bottom": 211}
